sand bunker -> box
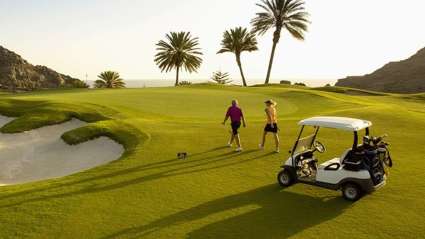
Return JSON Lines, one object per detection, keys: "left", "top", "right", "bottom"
{"left": 0, "top": 115, "right": 124, "bottom": 186}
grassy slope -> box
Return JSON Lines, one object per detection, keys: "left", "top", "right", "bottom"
{"left": 0, "top": 86, "right": 424, "bottom": 238}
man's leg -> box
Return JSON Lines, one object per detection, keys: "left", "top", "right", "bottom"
{"left": 228, "top": 133, "right": 235, "bottom": 147}
{"left": 235, "top": 134, "right": 242, "bottom": 149}
{"left": 228, "top": 123, "right": 237, "bottom": 147}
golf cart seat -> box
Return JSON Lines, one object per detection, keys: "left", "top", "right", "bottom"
{"left": 319, "top": 158, "right": 341, "bottom": 171}
{"left": 342, "top": 150, "right": 366, "bottom": 171}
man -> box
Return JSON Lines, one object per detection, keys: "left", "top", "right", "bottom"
{"left": 259, "top": 99, "right": 280, "bottom": 153}
{"left": 223, "top": 100, "right": 246, "bottom": 152}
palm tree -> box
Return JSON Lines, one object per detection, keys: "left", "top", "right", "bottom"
{"left": 94, "top": 71, "right": 125, "bottom": 88}
{"left": 155, "top": 32, "right": 203, "bottom": 86}
{"left": 251, "top": 0, "right": 309, "bottom": 84}
{"left": 217, "top": 27, "right": 258, "bottom": 87}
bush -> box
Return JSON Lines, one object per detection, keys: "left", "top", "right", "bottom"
{"left": 280, "top": 80, "right": 291, "bottom": 85}
{"left": 71, "top": 80, "right": 89, "bottom": 88}
{"left": 178, "top": 81, "right": 192, "bottom": 86}
{"left": 294, "top": 82, "right": 307, "bottom": 87}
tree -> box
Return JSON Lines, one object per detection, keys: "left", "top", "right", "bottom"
{"left": 155, "top": 32, "right": 203, "bottom": 86}
{"left": 94, "top": 71, "right": 125, "bottom": 88}
{"left": 211, "top": 71, "right": 232, "bottom": 85}
{"left": 217, "top": 27, "right": 258, "bottom": 87}
{"left": 251, "top": 0, "right": 310, "bottom": 84}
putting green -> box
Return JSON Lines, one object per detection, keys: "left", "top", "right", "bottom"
{"left": 0, "top": 85, "right": 424, "bottom": 238}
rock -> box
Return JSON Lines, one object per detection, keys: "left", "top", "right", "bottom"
{"left": 336, "top": 47, "right": 425, "bottom": 93}
{"left": 0, "top": 45, "right": 88, "bottom": 91}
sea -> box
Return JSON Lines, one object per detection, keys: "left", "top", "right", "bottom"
{"left": 87, "top": 79, "right": 337, "bottom": 88}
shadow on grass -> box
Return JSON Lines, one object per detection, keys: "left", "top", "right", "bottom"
{"left": 0, "top": 147, "right": 263, "bottom": 208}
{"left": 101, "top": 184, "right": 350, "bottom": 239}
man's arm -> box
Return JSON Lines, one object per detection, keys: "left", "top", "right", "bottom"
{"left": 223, "top": 109, "right": 230, "bottom": 125}
{"left": 222, "top": 115, "right": 229, "bottom": 125}
{"left": 241, "top": 110, "right": 246, "bottom": 127}
{"left": 241, "top": 115, "right": 247, "bottom": 127}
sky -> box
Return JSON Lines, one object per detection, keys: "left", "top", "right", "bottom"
{"left": 1, "top": 0, "right": 425, "bottom": 86}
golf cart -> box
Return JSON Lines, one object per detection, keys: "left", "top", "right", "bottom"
{"left": 278, "top": 117, "right": 393, "bottom": 201}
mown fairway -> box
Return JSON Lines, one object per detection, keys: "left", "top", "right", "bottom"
{"left": 0, "top": 85, "right": 424, "bottom": 238}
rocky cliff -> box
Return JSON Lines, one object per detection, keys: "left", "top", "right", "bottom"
{"left": 0, "top": 46, "right": 87, "bottom": 91}
{"left": 336, "top": 47, "right": 425, "bottom": 93}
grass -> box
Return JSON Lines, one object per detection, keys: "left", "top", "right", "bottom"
{"left": 401, "top": 93, "right": 425, "bottom": 102}
{"left": 0, "top": 85, "right": 424, "bottom": 238}
{"left": 0, "top": 99, "right": 109, "bottom": 133}
{"left": 312, "top": 86, "right": 387, "bottom": 96}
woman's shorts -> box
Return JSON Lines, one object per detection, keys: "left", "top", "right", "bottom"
{"left": 264, "top": 123, "right": 278, "bottom": 133}
{"left": 231, "top": 122, "right": 241, "bottom": 135}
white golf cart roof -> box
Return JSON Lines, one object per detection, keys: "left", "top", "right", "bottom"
{"left": 299, "top": 117, "right": 372, "bottom": 131}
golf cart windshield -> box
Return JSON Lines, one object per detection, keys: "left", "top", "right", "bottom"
{"left": 293, "top": 126, "right": 318, "bottom": 154}
{"left": 294, "top": 134, "right": 315, "bottom": 154}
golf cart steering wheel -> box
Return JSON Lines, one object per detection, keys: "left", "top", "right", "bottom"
{"left": 313, "top": 141, "right": 326, "bottom": 153}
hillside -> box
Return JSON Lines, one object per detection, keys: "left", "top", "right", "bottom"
{"left": 0, "top": 46, "right": 87, "bottom": 91}
{"left": 336, "top": 47, "right": 425, "bottom": 93}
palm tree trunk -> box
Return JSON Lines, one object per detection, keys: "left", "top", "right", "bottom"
{"left": 236, "top": 55, "right": 248, "bottom": 87}
{"left": 175, "top": 66, "right": 180, "bottom": 86}
{"left": 265, "top": 28, "right": 282, "bottom": 84}
{"left": 265, "top": 42, "right": 278, "bottom": 84}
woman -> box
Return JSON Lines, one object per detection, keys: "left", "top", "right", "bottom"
{"left": 259, "top": 99, "right": 280, "bottom": 153}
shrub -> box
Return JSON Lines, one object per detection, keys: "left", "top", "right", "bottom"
{"left": 71, "top": 80, "right": 89, "bottom": 88}
{"left": 178, "top": 81, "right": 192, "bottom": 86}
{"left": 280, "top": 80, "right": 291, "bottom": 85}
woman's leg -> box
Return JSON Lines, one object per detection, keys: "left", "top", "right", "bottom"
{"left": 260, "top": 131, "right": 267, "bottom": 148}
{"left": 274, "top": 133, "right": 280, "bottom": 152}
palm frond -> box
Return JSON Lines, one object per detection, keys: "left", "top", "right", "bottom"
{"left": 217, "top": 27, "right": 259, "bottom": 56}
{"left": 95, "top": 71, "right": 126, "bottom": 89}
{"left": 251, "top": 0, "right": 310, "bottom": 39}
{"left": 154, "top": 31, "right": 203, "bottom": 74}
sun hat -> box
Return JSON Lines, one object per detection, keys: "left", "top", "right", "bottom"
{"left": 265, "top": 99, "right": 277, "bottom": 106}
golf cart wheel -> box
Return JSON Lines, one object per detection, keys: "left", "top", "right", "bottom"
{"left": 277, "top": 169, "right": 293, "bottom": 187}
{"left": 342, "top": 183, "right": 362, "bottom": 201}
